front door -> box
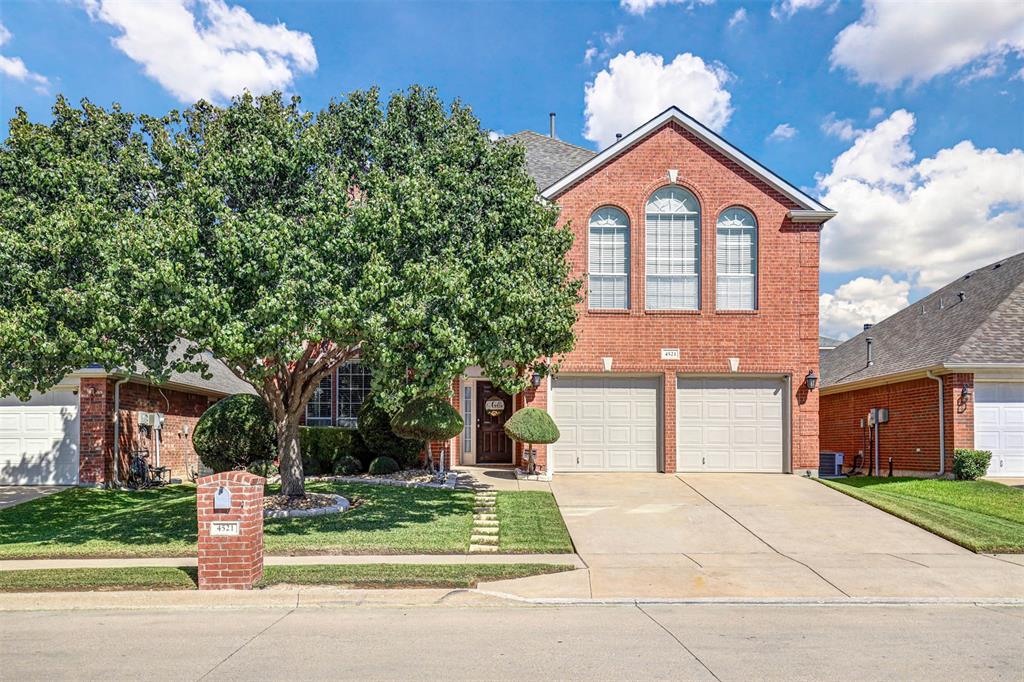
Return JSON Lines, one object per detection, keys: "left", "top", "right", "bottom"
{"left": 476, "top": 382, "right": 513, "bottom": 464}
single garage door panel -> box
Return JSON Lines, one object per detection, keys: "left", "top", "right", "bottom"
{"left": 551, "top": 376, "right": 660, "bottom": 472}
{"left": 0, "top": 391, "right": 80, "bottom": 485}
{"left": 975, "top": 382, "right": 1024, "bottom": 477}
{"left": 677, "top": 377, "right": 786, "bottom": 473}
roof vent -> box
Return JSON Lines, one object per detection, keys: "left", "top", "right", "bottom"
{"left": 958, "top": 291, "right": 966, "bottom": 303}
{"left": 615, "top": 133, "right": 623, "bottom": 141}
{"left": 863, "top": 323, "right": 873, "bottom": 331}
{"left": 994, "top": 262, "right": 1003, "bottom": 269}
{"left": 549, "top": 112, "right": 556, "bottom": 139}
{"left": 866, "top": 337, "right": 874, "bottom": 367}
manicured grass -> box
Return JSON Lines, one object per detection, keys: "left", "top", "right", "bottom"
{"left": 0, "top": 563, "right": 573, "bottom": 592}
{"left": 820, "top": 477, "right": 1024, "bottom": 553}
{"left": 258, "top": 562, "right": 574, "bottom": 589}
{"left": 496, "top": 491, "right": 574, "bottom": 553}
{"left": 0, "top": 566, "right": 198, "bottom": 592}
{"left": 0, "top": 482, "right": 572, "bottom": 558}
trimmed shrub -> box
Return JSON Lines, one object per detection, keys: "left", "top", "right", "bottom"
{"left": 334, "top": 455, "right": 363, "bottom": 476}
{"left": 953, "top": 448, "right": 992, "bottom": 480}
{"left": 192, "top": 394, "right": 275, "bottom": 473}
{"left": 390, "top": 396, "right": 464, "bottom": 442}
{"left": 299, "top": 426, "right": 371, "bottom": 476}
{"left": 358, "top": 393, "right": 423, "bottom": 468}
{"left": 503, "top": 407, "right": 560, "bottom": 445}
{"left": 368, "top": 456, "right": 400, "bottom": 476}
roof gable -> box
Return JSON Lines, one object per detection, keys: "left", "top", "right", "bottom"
{"left": 538, "top": 107, "right": 833, "bottom": 218}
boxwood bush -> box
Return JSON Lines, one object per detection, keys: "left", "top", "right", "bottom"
{"left": 192, "top": 394, "right": 275, "bottom": 473}
{"left": 953, "top": 448, "right": 992, "bottom": 480}
{"left": 334, "top": 455, "right": 363, "bottom": 476}
{"left": 299, "top": 426, "right": 370, "bottom": 475}
{"left": 358, "top": 393, "right": 423, "bottom": 469}
{"left": 368, "top": 455, "right": 400, "bottom": 476}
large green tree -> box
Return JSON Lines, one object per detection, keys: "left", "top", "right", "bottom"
{"left": 0, "top": 88, "right": 580, "bottom": 497}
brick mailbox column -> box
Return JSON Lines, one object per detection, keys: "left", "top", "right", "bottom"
{"left": 196, "top": 471, "right": 266, "bottom": 590}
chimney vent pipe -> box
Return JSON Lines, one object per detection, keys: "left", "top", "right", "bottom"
{"left": 549, "top": 112, "right": 556, "bottom": 139}
{"left": 863, "top": 323, "right": 873, "bottom": 331}
{"left": 866, "top": 337, "right": 874, "bottom": 367}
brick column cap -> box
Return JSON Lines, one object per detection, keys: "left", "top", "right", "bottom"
{"left": 197, "top": 471, "right": 266, "bottom": 488}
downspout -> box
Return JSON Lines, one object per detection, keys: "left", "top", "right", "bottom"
{"left": 112, "top": 374, "right": 131, "bottom": 487}
{"left": 926, "top": 371, "right": 946, "bottom": 477}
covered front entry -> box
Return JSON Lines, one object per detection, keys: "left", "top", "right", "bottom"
{"left": 550, "top": 376, "right": 660, "bottom": 472}
{"left": 677, "top": 376, "right": 786, "bottom": 472}
{"left": 475, "top": 381, "right": 513, "bottom": 464}
{"left": 975, "top": 381, "right": 1024, "bottom": 477}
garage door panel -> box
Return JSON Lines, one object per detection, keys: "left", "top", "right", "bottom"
{"left": 732, "top": 426, "right": 757, "bottom": 445}
{"left": 975, "top": 382, "right": 1024, "bottom": 477}
{"left": 706, "top": 402, "right": 730, "bottom": 420}
{"left": 551, "top": 376, "right": 660, "bottom": 472}
{"left": 0, "top": 393, "right": 80, "bottom": 485}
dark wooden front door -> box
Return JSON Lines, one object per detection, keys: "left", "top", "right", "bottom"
{"left": 476, "top": 382, "right": 513, "bottom": 464}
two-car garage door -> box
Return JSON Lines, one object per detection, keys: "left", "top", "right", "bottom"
{"left": 550, "top": 375, "right": 786, "bottom": 473}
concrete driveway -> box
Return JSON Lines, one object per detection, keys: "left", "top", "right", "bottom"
{"left": 0, "top": 486, "right": 67, "bottom": 510}
{"left": 533, "top": 473, "right": 1024, "bottom": 600}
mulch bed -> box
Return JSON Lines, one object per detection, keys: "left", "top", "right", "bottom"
{"left": 263, "top": 493, "right": 340, "bottom": 513}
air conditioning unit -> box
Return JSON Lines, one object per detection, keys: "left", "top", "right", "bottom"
{"left": 818, "top": 451, "right": 844, "bottom": 478}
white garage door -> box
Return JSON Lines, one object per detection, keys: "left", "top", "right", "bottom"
{"left": 0, "top": 390, "right": 80, "bottom": 485}
{"left": 551, "top": 376, "right": 659, "bottom": 472}
{"left": 677, "top": 377, "right": 785, "bottom": 472}
{"left": 975, "top": 382, "right": 1024, "bottom": 477}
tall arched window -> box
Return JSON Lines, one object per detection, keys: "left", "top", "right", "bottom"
{"left": 588, "top": 207, "right": 630, "bottom": 309}
{"left": 716, "top": 207, "right": 758, "bottom": 310}
{"left": 645, "top": 186, "right": 700, "bottom": 310}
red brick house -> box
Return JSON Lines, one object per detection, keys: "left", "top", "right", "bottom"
{"left": 446, "top": 108, "right": 835, "bottom": 476}
{"left": 0, "top": 355, "right": 252, "bottom": 486}
{"left": 820, "top": 252, "right": 1024, "bottom": 478}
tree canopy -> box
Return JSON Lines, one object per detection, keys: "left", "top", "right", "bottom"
{"left": 0, "top": 88, "right": 580, "bottom": 496}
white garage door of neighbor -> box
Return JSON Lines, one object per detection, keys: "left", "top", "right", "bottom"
{"left": 0, "top": 391, "right": 80, "bottom": 485}
{"left": 975, "top": 382, "right": 1024, "bottom": 477}
{"left": 551, "top": 376, "right": 659, "bottom": 472}
{"left": 677, "top": 377, "right": 785, "bottom": 472}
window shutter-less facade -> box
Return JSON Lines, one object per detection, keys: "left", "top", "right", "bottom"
{"left": 716, "top": 207, "right": 757, "bottom": 310}
{"left": 646, "top": 187, "right": 700, "bottom": 310}
{"left": 589, "top": 207, "right": 630, "bottom": 309}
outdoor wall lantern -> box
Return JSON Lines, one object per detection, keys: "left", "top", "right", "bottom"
{"left": 805, "top": 370, "right": 818, "bottom": 391}
{"left": 960, "top": 385, "right": 971, "bottom": 403}
{"left": 531, "top": 371, "right": 543, "bottom": 389}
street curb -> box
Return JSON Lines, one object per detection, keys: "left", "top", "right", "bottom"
{"left": 473, "top": 589, "right": 1024, "bottom": 606}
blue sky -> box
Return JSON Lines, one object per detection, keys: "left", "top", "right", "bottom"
{"left": 2, "top": 0, "right": 1023, "bottom": 338}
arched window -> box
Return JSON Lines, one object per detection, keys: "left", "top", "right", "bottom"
{"left": 716, "top": 207, "right": 758, "bottom": 310}
{"left": 588, "top": 206, "right": 630, "bottom": 309}
{"left": 645, "top": 186, "right": 700, "bottom": 310}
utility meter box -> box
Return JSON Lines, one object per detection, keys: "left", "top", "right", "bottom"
{"left": 877, "top": 408, "right": 889, "bottom": 423}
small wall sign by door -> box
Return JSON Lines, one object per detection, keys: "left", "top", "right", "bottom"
{"left": 210, "top": 521, "right": 240, "bottom": 536}
{"left": 484, "top": 398, "right": 506, "bottom": 416}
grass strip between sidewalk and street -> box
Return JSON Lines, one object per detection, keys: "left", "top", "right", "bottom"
{"left": 0, "top": 563, "right": 575, "bottom": 592}
{"left": 819, "top": 477, "right": 1024, "bottom": 553}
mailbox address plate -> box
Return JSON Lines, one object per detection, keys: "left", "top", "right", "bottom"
{"left": 210, "top": 521, "right": 240, "bottom": 536}
{"left": 661, "top": 348, "right": 680, "bottom": 360}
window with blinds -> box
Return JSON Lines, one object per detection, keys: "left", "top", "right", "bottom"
{"left": 336, "top": 362, "right": 372, "bottom": 428}
{"left": 716, "top": 207, "right": 757, "bottom": 310}
{"left": 305, "top": 375, "right": 333, "bottom": 426}
{"left": 645, "top": 186, "right": 700, "bottom": 310}
{"left": 588, "top": 206, "right": 630, "bottom": 310}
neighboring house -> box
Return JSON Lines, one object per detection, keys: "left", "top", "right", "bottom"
{"left": 0, "top": 351, "right": 253, "bottom": 486}
{"left": 820, "top": 252, "right": 1024, "bottom": 478}
{"left": 819, "top": 335, "right": 842, "bottom": 352}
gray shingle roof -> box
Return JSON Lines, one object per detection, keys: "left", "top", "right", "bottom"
{"left": 131, "top": 342, "right": 256, "bottom": 396}
{"left": 819, "top": 335, "right": 842, "bottom": 349}
{"left": 506, "top": 131, "right": 597, "bottom": 191}
{"left": 821, "top": 251, "right": 1024, "bottom": 389}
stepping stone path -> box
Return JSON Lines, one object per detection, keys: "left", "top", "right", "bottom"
{"left": 469, "top": 489, "right": 499, "bottom": 553}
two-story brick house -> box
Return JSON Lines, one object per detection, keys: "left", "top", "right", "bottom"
{"left": 439, "top": 108, "right": 835, "bottom": 475}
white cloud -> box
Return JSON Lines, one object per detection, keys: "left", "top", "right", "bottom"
{"left": 620, "top": 0, "right": 714, "bottom": 16}
{"left": 82, "top": 0, "right": 317, "bottom": 102}
{"left": 583, "top": 46, "right": 599, "bottom": 64}
{"left": 830, "top": 0, "right": 1024, "bottom": 88}
{"left": 767, "top": 122, "right": 797, "bottom": 142}
{"left": 819, "top": 275, "right": 911, "bottom": 339}
{"left": 727, "top": 8, "right": 748, "bottom": 28}
{"left": 0, "top": 22, "right": 49, "bottom": 94}
{"left": 868, "top": 106, "right": 885, "bottom": 120}
{"left": 820, "top": 112, "right": 861, "bottom": 141}
{"left": 583, "top": 51, "right": 734, "bottom": 148}
{"left": 584, "top": 26, "right": 625, "bottom": 66}
{"left": 771, "top": 0, "right": 826, "bottom": 20}
{"left": 819, "top": 109, "right": 1024, "bottom": 292}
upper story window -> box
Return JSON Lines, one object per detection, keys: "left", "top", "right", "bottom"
{"left": 306, "top": 375, "right": 333, "bottom": 426}
{"left": 588, "top": 206, "right": 630, "bottom": 310}
{"left": 645, "top": 186, "right": 701, "bottom": 310}
{"left": 336, "top": 361, "right": 372, "bottom": 428}
{"left": 716, "top": 207, "right": 758, "bottom": 311}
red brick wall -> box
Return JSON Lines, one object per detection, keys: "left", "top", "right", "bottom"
{"left": 540, "top": 122, "right": 821, "bottom": 472}
{"left": 196, "top": 471, "right": 264, "bottom": 590}
{"left": 79, "top": 378, "right": 217, "bottom": 485}
{"left": 820, "top": 373, "right": 974, "bottom": 475}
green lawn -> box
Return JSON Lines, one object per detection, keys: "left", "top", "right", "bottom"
{"left": 497, "top": 491, "right": 574, "bottom": 553}
{"left": 0, "top": 482, "right": 572, "bottom": 559}
{"left": 820, "top": 477, "right": 1024, "bottom": 553}
{"left": 0, "top": 563, "right": 573, "bottom": 592}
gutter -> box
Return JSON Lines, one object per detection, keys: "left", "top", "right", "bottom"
{"left": 926, "top": 371, "right": 946, "bottom": 477}
{"left": 112, "top": 374, "right": 131, "bottom": 487}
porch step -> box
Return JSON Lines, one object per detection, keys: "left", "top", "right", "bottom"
{"left": 469, "top": 544, "right": 499, "bottom": 553}
{"left": 470, "top": 534, "right": 499, "bottom": 545}
{"left": 472, "top": 526, "right": 499, "bottom": 535}
{"left": 474, "top": 519, "right": 499, "bottom": 527}
{"left": 473, "top": 507, "right": 495, "bottom": 514}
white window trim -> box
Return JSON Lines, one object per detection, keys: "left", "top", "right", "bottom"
{"left": 715, "top": 207, "right": 758, "bottom": 311}
{"left": 588, "top": 206, "right": 631, "bottom": 310}
{"left": 645, "top": 186, "right": 701, "bottom": 311}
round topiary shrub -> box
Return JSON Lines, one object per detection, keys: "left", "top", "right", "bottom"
{"left": 334, "top": 455, "right": 363, "bottom": 476}
{"left": 391, "top": 396, "right": 464, "bottom": 471}
{"left": 503, "top": 407, "right": 560, "bottom": 474}
{"left": 193, "top": 394, "right": 276, "bottom": 473}
{"left": 368, "top": 455, "right": 400, "bottom": 476}
{"left": 358, "top": 393, "right": 423, "bottom": 469}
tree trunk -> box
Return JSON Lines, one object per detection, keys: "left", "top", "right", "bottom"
{"left": 277, "top": 414, "right": 305, "bottom": 498}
